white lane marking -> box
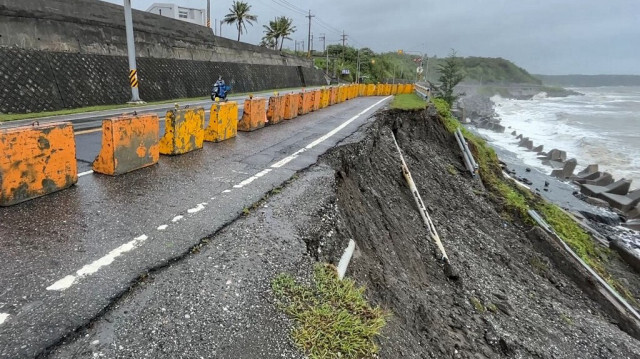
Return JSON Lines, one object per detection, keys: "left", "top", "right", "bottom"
{"left": 270, "top": 96, "right": 390, "bottom": 169}
{"left": 222, "top": 189, "right": 232, "bottom": 193}
{"left": 47, "top": 235, "right": 149, "bottom": 291}
{"left": 171, "top": 215, "right": 184, "bottom": 223}
{"left": 157, "top": 224, "right": 168, "bottom": 231}
{"left": 187, "top": 203, "right": 207, "bottom": 214}
{"left": 78, "top": 170, "right": 94, "bottom": 177}
{"left": 0, "top": 313, "right": 9, "bottom": 325}
{"left": 233, "top": 169, "right": 273, "bottom": 188}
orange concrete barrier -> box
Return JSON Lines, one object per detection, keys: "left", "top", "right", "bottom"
{"left": 375, "top": 84, "right": 385, "bottom": 96}
{"left": 266, "top": 96, "right": 285, "bottom": 125}
{"left": 93, "top": 114, "right": 159, "bottom": 176}
{"left": 337, "top": 86, "right": 346, "bottom": 103}
{"left": 351, "top": 84, "right": 359, "bottom": 99}
{"left": 358, "top": 84, "right": 366, "bottom": 97}
{"left": 391, "top": 84, "right": 398, "bottom": 95}
{"left": 159, "top": 107, "right": 205, "bottom": 155}
{"left": 320, "top": 88, "right": 330, "bottom": 108}
{"left": 366, "top": 84, "right": 376, "bottom": 96}
{"left": 299, "top": 91, "right": 313, "bottom": 115}
{"left": 398, "top": 84, "right": 408, "bottom": 94}
{"left": 384, "top": 84, "right": 392, "bottom": 96}
{"left": 238, "top": 97, "right": 267, "bottom": 131}
{"left": 311, "top": 90, "right": 321, "bottom": 111}
{"left": 0, "top": 122, "right": 77, "bottom": 206}
{"left": 205, "top": 101, "right": 238, "bottom": 141}
{"left": 408, "top": 84, "right": 415, "bottom": 93}
{"left": 284, "top": 93, "right": 299, "bottom": 120}
{"left": 327, "top": 87, "right": 336, "bottom": 106}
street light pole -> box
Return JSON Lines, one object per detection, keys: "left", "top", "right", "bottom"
{"left": 123, "top": 0, "right": 142, "bottom": 103}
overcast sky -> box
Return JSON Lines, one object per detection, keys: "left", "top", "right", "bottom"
{"left": 104, "top": 0, "right": 640, "bottom": 75}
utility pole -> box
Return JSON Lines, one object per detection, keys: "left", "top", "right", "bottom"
{"left": 206, "top": 0, "right": 211, "bottom": 29}
{"left": 310, "top": 33, "right": 313, "bottom": 53}
{"left": 123, "top": 0, "right": 142, "bottom": 103}
{"left": 306, "top": 10, "right": 315, "bottom": 58}
{"left": 340, "top": 30, "right": 347, "bottom": 62}
{"left": 356, "top": 48, "right": 360, "bottom": 84}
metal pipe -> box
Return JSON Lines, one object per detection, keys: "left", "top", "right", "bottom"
{"left": 454, "top": 130, "right": 475, "bottom": 175}
{"left": 457, "top": 128, "right": 478, "bottom": 170}
{"left": 337, "top": 239, "right": 356, "bottom": 280}
{"left": 123, "top": 0, "right": 141, "bottom": 102}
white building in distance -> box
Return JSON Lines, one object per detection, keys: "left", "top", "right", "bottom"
{"left": 146, "top": 3, "right": 205, "bottom": 26}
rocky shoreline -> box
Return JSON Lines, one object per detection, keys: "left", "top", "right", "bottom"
{"left": 460, "top": 91, "right": 640, "bottom": 273}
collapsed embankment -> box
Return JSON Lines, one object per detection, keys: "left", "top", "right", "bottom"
{"left": 317, "top": 108, "right": 640, "bottom": 357}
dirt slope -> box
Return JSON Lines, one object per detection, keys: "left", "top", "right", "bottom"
{"left": 322, "top": 108, "right": 640, "bottom": 358}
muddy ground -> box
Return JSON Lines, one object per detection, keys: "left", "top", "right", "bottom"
{"left": 48, "top": 107, "right": 640, "bottom": 358}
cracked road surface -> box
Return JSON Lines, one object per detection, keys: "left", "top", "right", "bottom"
{"left": 0, "top": 95, "right": 390, "bottom": 358}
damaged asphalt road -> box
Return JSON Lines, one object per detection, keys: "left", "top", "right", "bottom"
{"left": 0, "top": 96, "right": 390, "bottom": 358}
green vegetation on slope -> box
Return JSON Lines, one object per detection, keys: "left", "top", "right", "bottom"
{"left": 459, "top": 57, "right": 541, "bottom": 84}
{"left": 391, "top": 94, "right": 427, "bottom": 110}
{"left": 272, "top": 263, "right": 388, "bottom": 358}
{"left": 432, "top": 98, "right": 636, "bottom": 304}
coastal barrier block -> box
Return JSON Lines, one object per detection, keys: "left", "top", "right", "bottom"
{"left": 599, "top": 189, "right": 640, "bottom": 213}
{"left": 366, "top": 84, "right": 376, "bottom": 96}
{"left": 582, "top": 172, "right": 614, "bottom": 186}
{"left": 320, "top": 88, "right": 330, "bottom": 108}
{"left": 337, "top": 86, "right": 346, "bottom": 103}
{"left": 93, "top": 114, "right": 159, "bottom": 176}
{"left": 329, "top": 87, "right": 338, "bottom": 105}
{"left": 350, "top": 84, "right": 358, "bottom": 99}
{"left": 159, "top": 107, "right": 205, "bottom": 155}
{"left": 284, "top": 93, "right": 299, "bottom": 120}
{"left": 266, "top": 96, "right": 285, "bottom": 125}
{"left": 391, "top": 84, "right": 398, "bottom": 95}
{"left": 384, "top": 84, "right": 392, "bottom": 96}
{"left": 511, "top": 131, "right": 517, "bottom": 136}
{"left": 532, "top": 145, "right": 544, "bottom": 153}
{"left": 205, "top": 101, "right": 238, "bottom": 141}
{"left": 312, "top": 90, "right": 321, "bottom": 111}
{"left": 516, "top": 134, "right": 523, "bottom": 140}
{"left": 550, "top": 158, "right": 577, "bottom": 179}
{"left": 0, "top": 122, "right": 77, "bottom": 206}
{"left": 581, "top": 178, "right": 632, "bottom": 197}
{"left": 299, "top": 91, "right": 313, "bottom": 115}
{"left": 571, "top": 164, "right": 598, "bottom": 182}
{"left": 375, "top": 84, "right": 385, "bottom": 96}
{"left": 238, "top": 97, "right": 267, "bottom": 132}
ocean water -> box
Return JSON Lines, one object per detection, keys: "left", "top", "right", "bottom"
{"left": 477, "top": 87, "right": 640, "bottom": 189}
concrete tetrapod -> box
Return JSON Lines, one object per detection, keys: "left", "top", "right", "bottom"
{"left": 571, "top": 164, "right": 600, "bottom": 183}
{"left": 598, "top": 189, "right": 640, "bottom": 213}
{"left": 92, "top": 114, "right": 160, "bottom": 175}
{"left": 580, "top": 178, "right": 632, "bottom": 197}
{"left": 0, "top": 122, "right": 77, "bottom": 206}
{"left": 582, "top": 172, "right": 614, "bottom": 186}
{"left": 551, "top": 158, "right": 577, "bottom": 179}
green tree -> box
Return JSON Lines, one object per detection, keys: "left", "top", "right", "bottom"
{"left": 262, "top": 16, "right": 296, "bottom": 51}
{"left": 435, "top": 50, "right": 465, "bottom": 106}
{"left": 223, "top": 1, "right": 258, "bottom": 42}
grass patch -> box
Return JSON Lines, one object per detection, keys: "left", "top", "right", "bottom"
{"left": 446, "top": 164, "right": 458, "bottom": 175}
{"left": 272, "top": 263, "right": 388, "bottom": 359}
{"left": 469, "top": 296, "right": 486, "bottom": 313}
{"left": 432, "top": 98, "right": 638, "bottom": 305}
{"left": 390, "top": 93, "right": 427, "bottom": 110}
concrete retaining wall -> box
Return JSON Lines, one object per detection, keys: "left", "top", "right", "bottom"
{"left": 0, "top": 47, "right": 327, "bottom": 114}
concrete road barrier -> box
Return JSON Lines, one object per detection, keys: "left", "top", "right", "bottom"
{"left": 205, "top": 101, "right": 238, "bottom": 141}
{"left": 93, "top": 114, "right": 160, "bottom": 176}
{"left": 320, "top": 88, "right": 330, "bottom": 108}
{"left": 391, "top": 84, "right": 398, "bottom": 95}
{"left": 299, "top": 91, "right": 313, "bottom": 115}
{"left": 358, "top": 84, "right": 366, "bottom": 97}
{"left": 311, "top": 90, "right": 321, "bottom": 111}
{"left": 0, "top": 122, "right": 77, "bottom": 206}
{"left": 329, "top": 87, "right": 338, "bottom": 105}
{"left": 238, "top": 97, "right": 267, "bottom": 132}
{"left": 375, "top": 83, "right": 385, "bottom": 96}
{"left": 366, "top": 84, "right": 376, "bottom": 96}
{"left": 266, "top": 96, "right": 285, "bottom": 125}
{"left": 284, "top": 93, "right": 299, "bottom": 120}
{"left": 159, "top": 107, "right": 205, "bottom": 155}
{"left": 336, "top": 86, "right": 345, "bottom": 103}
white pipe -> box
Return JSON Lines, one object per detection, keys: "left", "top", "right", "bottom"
{"left": 392, "top": 134, "right": 449, "bottom": 262}
{"left": 454, "top": 130, "right": 475, "bottom": 175}
{"left": 337, "top": 239, "right": 356, "bottom": 280}
{"left": 457, "top": 128, "right": 478, "bottom": 170}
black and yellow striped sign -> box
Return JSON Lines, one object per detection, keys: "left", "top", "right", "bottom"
{"left": 129, "top": 69, "right": 139, "bottom": 88}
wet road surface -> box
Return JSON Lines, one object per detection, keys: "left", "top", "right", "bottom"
{"left": 0, "top": 95, "right": 390, "bottom": 358}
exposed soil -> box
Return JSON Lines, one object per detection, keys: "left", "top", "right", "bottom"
{"left": 320, "top": 108, "right": 640, "bottom": 358}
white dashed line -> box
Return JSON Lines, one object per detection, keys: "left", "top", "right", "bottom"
{"left": 233, "top": 169, "right": 273, "bottom": 188}
{"left": 0, "top": 313, "right": 9, "bottom": 325}
{"left": 47, "top": 235, "right": 149, "bottom": 291}
{"left": 78, "top": 170, "right": 94, "bottom": 177}
{"left": 157, "top": 225, "right": 168, "bottom": 231}
{"left": 222, "top": 189, "right": 232, "bottom": 193}
{"left": 187, "top": 203, "right": 207, "bottom": 214}
{"left": 171, "top": 215, "right": 184, "bottom": 223}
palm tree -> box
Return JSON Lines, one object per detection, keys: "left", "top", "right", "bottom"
{"left": 262, "top": 16, "right": 296, "bottom": 51}
{"left": 223, "top": 1, "right": 257, "bottom": 42}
